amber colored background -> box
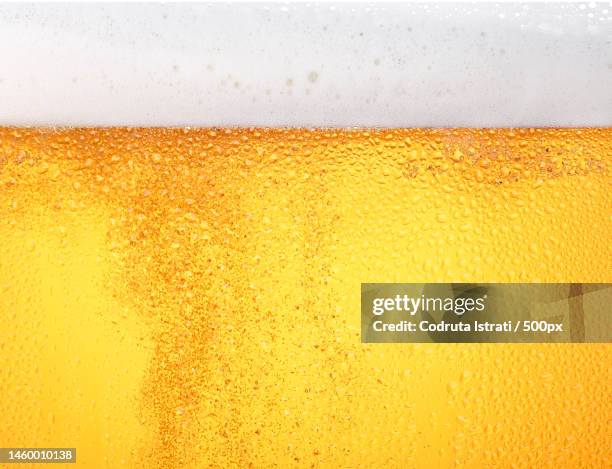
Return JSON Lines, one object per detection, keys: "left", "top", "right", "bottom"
{"left": 0, "top": 128, "right": 610, "bottom": 468}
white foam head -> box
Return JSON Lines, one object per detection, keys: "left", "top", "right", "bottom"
{"left": 0, "top": 2, "right": 610, "bottom": 127}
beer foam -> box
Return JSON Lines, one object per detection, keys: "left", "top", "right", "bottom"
{"left": 0, "top": 3, "right": 610, "bottom": 127}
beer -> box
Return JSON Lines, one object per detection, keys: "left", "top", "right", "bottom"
{"left": 0, "top": 128, "right": 609, "bottom": 467}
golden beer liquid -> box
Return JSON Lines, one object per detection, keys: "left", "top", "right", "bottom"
{"left": 0, "top": 128, "right": 610, "bottom": 468}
